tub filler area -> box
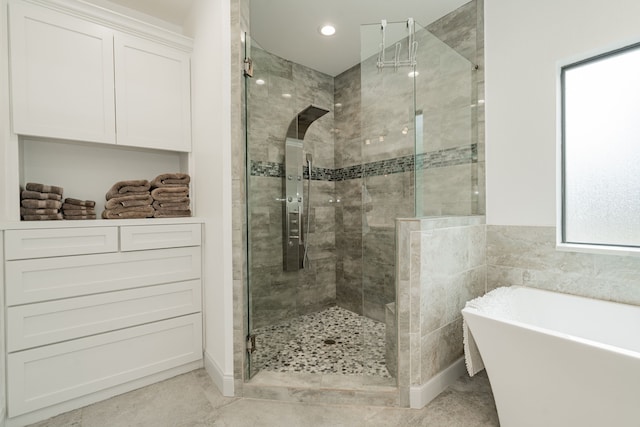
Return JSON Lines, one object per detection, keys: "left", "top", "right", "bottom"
{"left": 462, "top": 286, "right": 640, "bottom": 427}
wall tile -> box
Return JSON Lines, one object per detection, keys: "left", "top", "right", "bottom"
{"left": 487, "top": 225, "right": 640, "bottom": 305}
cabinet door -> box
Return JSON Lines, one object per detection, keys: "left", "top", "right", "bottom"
{"left": 8, "top": 2, "right": 116, "bottom": 143}
{"left": 7, "top": 279, "right": 202, "bottom": 351}
{"left": 120, "top": 223, "right": 201, "bottom": 251}
{"left": 5, "top": 247, "right": 201, "bottom": 305}
{"left": 4, "top": 227, "right": 118, "bottom": 260}
{"left": 114, "top": 33, "right": 191, "bottom": 152}
{"left": 8, "top": 313, "right": 203, "bottom": 416}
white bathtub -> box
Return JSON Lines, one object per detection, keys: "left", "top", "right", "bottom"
{"left": 462, "top": 286, "right": 640, "bottom": 427}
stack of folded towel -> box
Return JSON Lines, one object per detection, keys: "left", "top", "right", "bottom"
{"left": 102, "top": 179, "right": 154, "bottom": 219}
{"left": 62, "top": 198, "right": 97, "bottom": 220}
{"left": 20, "top": 182, "right": 63, "bottom": 221}
{"left": 150, "top": 173, "right": 192, "bottom": 218}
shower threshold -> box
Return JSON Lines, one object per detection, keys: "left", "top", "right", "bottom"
{"left": 244, "top": 370, "right": 400, "bottom": 407}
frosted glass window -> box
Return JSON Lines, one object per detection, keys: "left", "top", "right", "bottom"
{"left": 562, "top": 43, "right": 640, "bottom": 247}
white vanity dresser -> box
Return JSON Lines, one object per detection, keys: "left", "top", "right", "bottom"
{"left": 0, "top": 0, "right": 205, "bottom": 424}
{"left": 0, "top": 219, "right": 204, "bottom": 426}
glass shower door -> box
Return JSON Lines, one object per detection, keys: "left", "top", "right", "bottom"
{"left": 244, "top": 34, "right": 301, "bottom": 378}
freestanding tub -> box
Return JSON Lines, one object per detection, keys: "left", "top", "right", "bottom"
{"left": 462, "top": 286, "right": 640, "bottom": 427}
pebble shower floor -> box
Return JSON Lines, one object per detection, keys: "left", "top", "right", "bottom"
{"left": 252, "top": 306, "right": 391, "bottom": 378}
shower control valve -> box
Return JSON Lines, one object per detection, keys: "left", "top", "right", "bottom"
{"left": 287, "top": 196, "right": 293, "bottom": 202}
{"left": 298, "top": 196, "right": 302, "bottom": 202}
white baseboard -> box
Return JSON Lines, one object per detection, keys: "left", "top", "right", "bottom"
{"left": 204, "top": 351, "right": 235, "bottom": 397}
{"left": 409, "top": 357, "right": 466, "bottom": 409}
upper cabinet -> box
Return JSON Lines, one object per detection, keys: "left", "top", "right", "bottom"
{"left": 7, "top": 0, "right": 193, "bottom": 152}
{"left": 8, "top": 2, "right": 116, "bottom": 144}
{"left": 114, "top": 34, "right": 191, "bottom": 152}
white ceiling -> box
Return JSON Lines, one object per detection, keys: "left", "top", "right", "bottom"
{"left": 250, "top": 0, "right": 470, "bottom": 76}
{"left": 88, "top": 0, "right": 470, "bottom": 76}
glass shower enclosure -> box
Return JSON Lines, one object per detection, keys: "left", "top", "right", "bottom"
{"left": 244, "top": 16, "right": 476, "bottom": 384}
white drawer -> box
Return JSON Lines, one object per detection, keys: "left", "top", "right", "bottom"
{"left": 7, "top": 279, "right": 202, "bottom": 352}
{"left": 4, "top": 227, "right": 118, "bottom": 260}
{"left": 7, "top": 313, "right": 202, "bottom": 417}
{"left": 6, "top": 246, "right": 201, "bottom": 305}
{"left": 120, "top": 224, "right": 201, "bottom": 251}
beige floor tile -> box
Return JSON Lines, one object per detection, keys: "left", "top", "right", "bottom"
{"left": 27, "top": 369, "right": 498, "bottom": 427}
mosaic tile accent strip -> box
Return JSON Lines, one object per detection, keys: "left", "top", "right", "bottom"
{"left": 252, "top": 306, "right": 390, "bottom": 378}
{"left": 250, "top": 143, "right": 477, "bottom": 181}
{"left": 250, "top": 161, "right": 284, "bottom": 178}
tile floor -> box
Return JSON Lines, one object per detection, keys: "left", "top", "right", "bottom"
{"left": 28, "top": 368, "right": 499, "bottom": 427}
{"left": 252, "top": 306, "right": 390, "bottom": 377}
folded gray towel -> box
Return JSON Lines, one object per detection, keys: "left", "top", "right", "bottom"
{"left": 151, "top": 197, "right": 190, "bottom": 206}
{"left": 105, "top": 194, "right": 153, "bottom": 210}
{"left": 62, "top": 206, "right": 96, "bottom": 215}
{"left": 25, "top": 182, "right": 64, "bottom": 196}
{"left": 62, "top": 202, "right": 96, "bottom": 210}
{"left": 151, "top": 187, "right": 189, "bottom": 202}
{"left": 23, "top": 213, "right": 63, "bottom": 221}
{"left": 153, "top": 209, "right": 192, "bottom": 218}
{"left": 21, "top": 190, "right": 62, "bottom": 201}
{"left": 64, "top": 198, "right": 96, "bottom": 208}
{"left": 102, "top": 206, "right": 155, "bottom": 219}
{"left": 106, "top": 180, "right": 150, "bottom": 200}
{"left": 63, "top": 213, "right": 97, "bottom": 220}
{"left": 21, "top": 199, "right": 62, "bottom": 209}
{"left": 151, "top": 173, "right": 190, "bottom": 188}
{"left": 21, "top": 207, "right": 60, "bottom": 216}
{"left": 152, "top": 200, "right": 190, "bottom": 210}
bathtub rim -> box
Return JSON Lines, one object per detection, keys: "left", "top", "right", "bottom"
{"left": 462, "top": 285, "right": 640, "bottom": 360}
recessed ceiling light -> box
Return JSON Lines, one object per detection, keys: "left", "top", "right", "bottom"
{"left": 408, "top": 71, "right": 419, "bottom": 78}
{"left": 256, "top": 78, "right": 265, "bottom": 85}
{"left": 281, "top": 93, "right": 292, "bottom": 99}
{"left": 319, "top": 24, "right": 336, "bottom": 36}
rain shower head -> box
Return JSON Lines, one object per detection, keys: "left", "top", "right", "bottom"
{"left": 286, "top": 105, "right": 329, "bottom": 140}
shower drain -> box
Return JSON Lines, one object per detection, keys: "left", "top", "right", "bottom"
{"left": 323, "top": 339, "right": 336, "bottom": 345}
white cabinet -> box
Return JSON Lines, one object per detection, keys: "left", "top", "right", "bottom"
{"left": 8, "top": 1, "right": 116, "bottom": 144}
{"left": 8, "top": 0, "right": 192, "bottom": 152}
{"left": 2, "top": 222, "right": 203, "bottom": 421}
{"left": 114, "top": 33, "right": 191, "bottom": 151}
